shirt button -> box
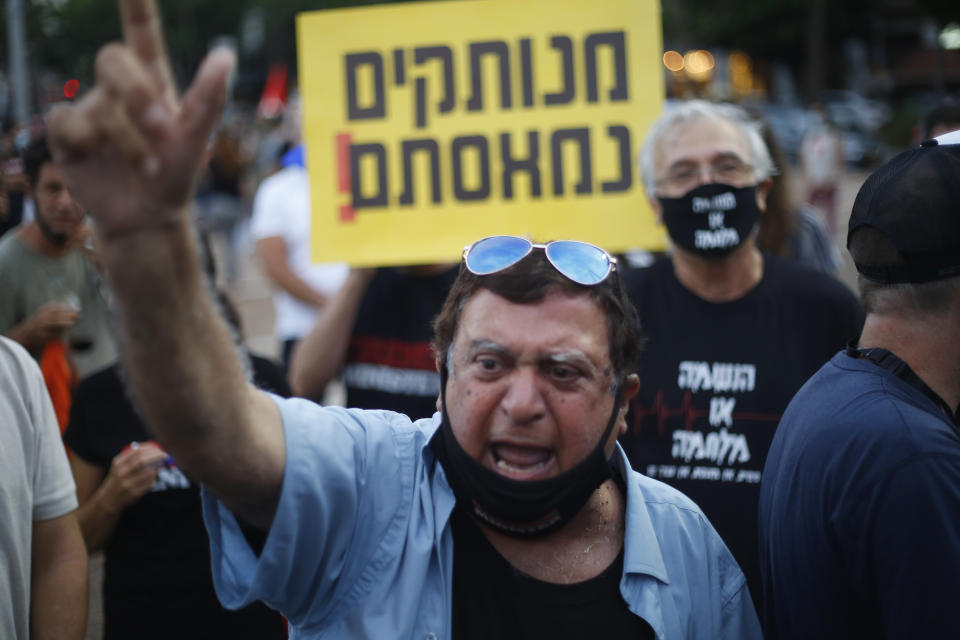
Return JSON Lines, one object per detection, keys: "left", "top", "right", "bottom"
{"left": 425, "top": 633, "right": 438, "bottom": 640}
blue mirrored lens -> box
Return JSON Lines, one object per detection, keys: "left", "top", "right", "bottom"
{"left": 546, "top": 241, "right": 611, "bottom": 285}
{"left": 466, "top": 236, "right": 532, "bottom": 275}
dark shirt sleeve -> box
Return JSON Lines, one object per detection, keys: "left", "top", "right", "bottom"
{"left": 63, "top": 376, "right": 100, "bottom": 465}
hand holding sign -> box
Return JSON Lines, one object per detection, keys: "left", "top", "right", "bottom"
{"left": 48, "top": 0, "right": 234, "bottom": 240}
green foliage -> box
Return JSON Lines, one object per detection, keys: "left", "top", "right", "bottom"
{"left": 913, "top": 0, "right": 960, "bottom": 25}
{"left": 663, "top": 0, "right": 874, "bottom": 69}
{"left": 25, "top": 0, "right": 431, "bottom": 91}
{"left": 33, "top": 0, "right": 122, "bottom": 85}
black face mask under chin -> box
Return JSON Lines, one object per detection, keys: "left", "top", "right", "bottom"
{"left": 430, "top": 365, "right": 623, "bottom": 538}
{"left": 658, "top": 183, "right": 760, "bottom": 259}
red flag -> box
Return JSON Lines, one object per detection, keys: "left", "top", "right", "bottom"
{"left": 258, "top": 64, "right": 288, "bottom": 119}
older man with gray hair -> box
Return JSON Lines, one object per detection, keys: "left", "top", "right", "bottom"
{"left": 619, "top": 99, "right": 864, "bottom": 607}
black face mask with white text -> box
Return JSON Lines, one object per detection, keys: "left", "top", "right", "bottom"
{"left": 658, "top": 183, "right": 760, "bottom": 259}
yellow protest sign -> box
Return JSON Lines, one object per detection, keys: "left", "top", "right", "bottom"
{"left": 297, "top": 0, "right": 665, "bottom": 266}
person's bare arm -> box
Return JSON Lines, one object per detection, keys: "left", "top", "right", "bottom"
{"left": 48, "top": 0, "right": 283, "bottom": 528}
{"left": 289, "top": 268, "right": 375, "bottom": 398}
{"left": 30, "top": 513, "right": 88, "bottom": 640}
{"left": 256, "top": 236, "right": 330, "bottom": 308}
{"left": 70, "top": 445, "right": 168, "bottom": 551}
{"left": 4, "top": 303, "right": 79, "bottom": 355}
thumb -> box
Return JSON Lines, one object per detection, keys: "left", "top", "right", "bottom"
{"left": 178, "top": 47, "right": 235, "bottom": 153}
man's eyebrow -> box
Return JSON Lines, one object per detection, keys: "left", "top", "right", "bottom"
{"left": 541, "top": 352, "right": 602, "bottom": 376}
{"left": 666, "top": 151, "right": 746, "bottom": 172}
{"left": 466, "top": 339, "right": 511, "bottom": 356}
{"left": 666, "top": 158, "right": 697, "bottom": 171}
{"left": 711, "top": 151, "right": 748, "bottom": 163}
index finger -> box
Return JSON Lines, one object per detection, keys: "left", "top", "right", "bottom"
{"left": 119, "top": 0, "right": 176, "bottom": 105}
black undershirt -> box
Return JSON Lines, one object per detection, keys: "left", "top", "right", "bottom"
{"left": 450, "top": 505, "right": 655, "bottom": 640}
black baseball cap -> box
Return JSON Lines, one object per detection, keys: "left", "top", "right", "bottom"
{"left": 847, "top": 130, "right": 960, "bottom": 284}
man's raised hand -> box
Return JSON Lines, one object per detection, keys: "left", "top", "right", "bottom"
{"left": 48, "top": 0, "right": 235, "bottom": 240}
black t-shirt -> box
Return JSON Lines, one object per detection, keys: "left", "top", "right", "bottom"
{"left": 63, "top": 358, "right": 288, "bottom": 640}
{"left": 450, "top": 505, "right": 655, "bottom": 639}
{"left": 618, "top": 255, "right": 863, "bottom": 607}
{"left": 344, "top": 266, "right": 457, "bottom": 419}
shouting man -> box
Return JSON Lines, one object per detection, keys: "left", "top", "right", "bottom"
{"left": 47, "top": 2, "right": 760, "bottom": 637}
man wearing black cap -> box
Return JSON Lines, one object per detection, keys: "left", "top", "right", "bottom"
{"left": 757, "top": 131, "right": 960, "bottom": 639}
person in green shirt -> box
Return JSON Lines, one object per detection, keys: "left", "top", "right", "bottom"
{"left": 0, "top": 136, "right": 116, "bottom": 379}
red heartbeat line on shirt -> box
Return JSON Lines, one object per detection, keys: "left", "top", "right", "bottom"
{"left": 631, "top": 389, "right": 782, "bottom": 436}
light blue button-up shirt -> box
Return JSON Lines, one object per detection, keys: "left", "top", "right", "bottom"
{"left": 203, "top": 397, "right": 761, "bottom": 639}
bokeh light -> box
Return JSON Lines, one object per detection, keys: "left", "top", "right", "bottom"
{"left": 663, "top": 50, "right": 685, "bottom": 72}
{"left": 941, "top": 24, "right": 960, "bottom": 50}
{"left": 683, "top": 50, "right": 715, "bottom": 81}
{"left": 63, "top": 78, "right": 80, "bottom": 99}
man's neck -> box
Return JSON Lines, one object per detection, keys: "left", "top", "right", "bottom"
{"left": 18, "top": 222, "right": 70, "bottom": 258}
{"left": 670, "top": 240, "right": 764, "bottom": 303}
{"left": 478, "top": 479, "right": 625, "bottom": 585}
{"left": 859, "top": 312, "right": 960, "bottom": 413}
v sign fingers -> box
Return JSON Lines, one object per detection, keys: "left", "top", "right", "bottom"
{"left": 95, "top": 42, "right": 172, "bottom": 144}
{"left": 119, "top": 0, "right": 177, "bottom": 108}
{"left": 179, "top": 48, "right": 235, "bottom": 155}
{"left": 48, "top": 0, "right": 234, "bottom": 241}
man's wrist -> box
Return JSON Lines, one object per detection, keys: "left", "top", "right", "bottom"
{"left": 4, "top": 324, "right": 42, "bottom": 355}
{"left": 96, "top": 216, "right": 197, "bottom": 272}
{"left": 97, "top": 478, "right": 132, "bottom": 515}
{"left": 94, "top": 213, "right": 191, "bottom": 249}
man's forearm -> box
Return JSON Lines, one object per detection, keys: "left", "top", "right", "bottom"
{"left": 4, "top": 322, "right": 41, "bottom": 354}
{"left": 256, "top": 237, "right": 329, "bottom": 307}
{"left": 31, "top": 514, "right": 88, "bottom": 640}
{"left": 289, "top": 269, "right": 373, "bottom": 398}
{"left": 96, "top": 218, "right": 281, "bottom": 513}
{"left": 74, "top": 490, "right": 123, "bottom": 552}
{"left": 271, "top": 266, "right": 328, "bottom": 308}
{"left": 4, "top": 304, "right": 78, "bottom": 355}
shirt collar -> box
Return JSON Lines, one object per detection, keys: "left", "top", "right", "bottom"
{"left": 612, "top": 445, "right": 669, "bottom": 584}
{"left": 421, "top": 416, "right": 670, "bottom": 584}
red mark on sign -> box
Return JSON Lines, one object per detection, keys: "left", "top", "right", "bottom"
{"left": 336, "top": 133, "right": 354, "bottom": 222}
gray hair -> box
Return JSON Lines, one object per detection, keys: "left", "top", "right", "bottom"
{"left": 638, "top": 100, "right": 776, "bottom": 197}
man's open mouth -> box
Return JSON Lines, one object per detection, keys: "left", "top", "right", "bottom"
{"left": 492, "top": 444, "right": 552, "bottom": 476}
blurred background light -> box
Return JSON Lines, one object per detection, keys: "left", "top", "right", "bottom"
{"left": 684, "top": 49, "right": 715, "bottom": 81}
{"left": 940, "top": 24, "right": 960, "bottom": 50}
{"left": 663, "top": 50, "right": 685, "bottom": 72}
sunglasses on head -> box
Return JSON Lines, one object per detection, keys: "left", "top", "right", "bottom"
{"left": 462, "top": 235, "right": 617, "bottom": 286}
